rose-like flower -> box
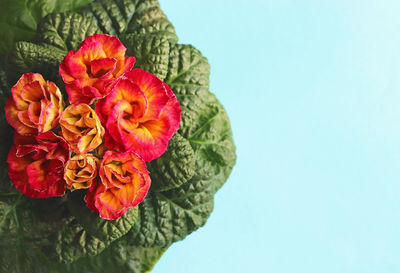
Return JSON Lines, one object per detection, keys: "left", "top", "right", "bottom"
{"left": 59, "top": 34, "right": 135, "bottom": 105}
{"left": 64, "top": 154, "right": 99, "bottom": 190}
{"left": 7, "top": 132, "right": 69, "bottom": 198}
{"left": 96, "top": 68, "right": 181, "bottom": 161}
{"left": 84, "top": 150, "right": 151, "bottom": 220}
{"left": 5, "top": 73, "right": 64, "bottom": 135}
{"left": 60, "top": 104, "right": 105, "bottom": 154}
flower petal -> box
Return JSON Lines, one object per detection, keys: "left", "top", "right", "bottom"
{"left": 125, "top": 69, "right": 170, "bottom": 120}
{"left": 85, "top": 180, "right": 105, "bottom": 213}
{"left": 5, "top": 98, "right": 36, "bottom": 135}
{"left": 7, "top": 143, "right": 66, "bottom": 198}
{"left": 98, "top": 190, "right": 125, "bottom": 213}
{"left": 89, "top": 57, "right": 117, "bottom": 78}
{"left": 114, "top": 56, "right": 135, "bottom": 78}
{"left": 80, "top": 34, "right": 126, "bottom": 59}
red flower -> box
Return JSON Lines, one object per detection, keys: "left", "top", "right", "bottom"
{"left": 96, "top": 68, "right": 181, "bottom": 161}
{"left": 59, "top": 34, "right": 135, "bottom": 105}
{"left": 5, "top": 73, "right": 64, "bottom": 135}
{"left": 84, "top": 150, "right": 151, "bottom": 220}
{"left": 7, "top": 132, "right": 69, "bottom": 198}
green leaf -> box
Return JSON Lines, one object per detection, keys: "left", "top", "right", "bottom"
{"left": 185, "top": 93, "right": 237, "bottom": 192}
{"left": 0, "top": 196, "right": 72, "bottom": 273}
{"left": 130, "top": 174, "right": 214, "bottom": 247}
{"left": 80, "top": 0, "right": 177, "bottom": 43}
{"left": 50, "top": 215, "right": 107, "bottom": 263}
{"left": 36, "top": 12, "right": 100, "bottom": 51}
{"left": 166, "top": 44, "right": 210, "bottom": 97}
{"left": 166, "top": 44, "right": 236, "bottom": 191}
{"left": 52, "top": 239, "right": 167, "bottom": 273}
{"left": 5, "top": 41, "right": 65, "bottom": 83}
{"left": 165, "top": 44, "right": 211, "bottom": 137}
{"left": 127, "top": 0, "right": 178, "bottom": 43}
{"left": 79, "top": 0, "right": 139, "bottom": 36}
{"left": 147, "top": 133, "right": 195, "bottom": 192}
{"left": 0, "top": 0, "right": 93, "bottom": 54}
{"left": 121, "top": 33, "right": 170, "bottom": 81}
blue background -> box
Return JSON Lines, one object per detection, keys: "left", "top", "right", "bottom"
{"left": 154, "top": 1, "right": 400, "bottom": 272}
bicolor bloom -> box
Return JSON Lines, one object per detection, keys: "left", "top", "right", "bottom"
{"left": 84, "top": 150, "right": 151, "bottom": 220}
{"left": 60, "top": 104, "right": 105, "bottom": 154}
{"left": 96, "top": 68, "right": 181, "bottom": 162}
{"left": 5, "top": 73, "right": 63, "bottom": 135}
{"left": 7, "top": 132, "right": 69, "bottom": 198}
{"left": 64, "top": 154, "right": 99, "bottom": 190}
{"left": 59, "top": 34, "right": 135, "bottom": 105}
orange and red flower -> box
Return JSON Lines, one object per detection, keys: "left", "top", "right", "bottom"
{"left": 5, "top": 73, "right": 64, "bottom": 135}
{"left": 64, "top": 154, "right": 99, "bottom": 190}
{"left": 84, "top": 150, "right": 151, "bottom": 220}
{"left": 96, "top": 68, "right": 181, "bottom": 161}
{"left": 60, "top": 104, "right": 105, "bottom": 154}
{"left": 4, "top": 34, "right": 183, "bottom": 220}
{"left": 7, "top": 132, "right": 69, "bottom": 198}
{"left": 59, "top": 34, "right": 135, "bottom": 105}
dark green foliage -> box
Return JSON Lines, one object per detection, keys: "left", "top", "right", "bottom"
{"left": 36, "top": 12, "right": 100, "bottom": 51}
{"left": 147, "top": 133, "right": 195, "bottom": 192}
{"left": 5, "top": 42, "right": 65, "bottom": 83}
{"left": 122, "top": 33, "right": 170, "bottom": 81}
{"left": 0, "top": 0, "right": 92, "bottom": 54}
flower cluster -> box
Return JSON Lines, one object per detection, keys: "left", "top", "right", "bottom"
{"left": 5, "top": 34, "right": 181, "bottom": 220}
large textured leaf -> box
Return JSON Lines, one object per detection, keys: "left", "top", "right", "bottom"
{"left": 36, "top": 12, "right": 100, "bottom": 51}
{"left": 5, "top": 41, "right": 65, "bottom": 83}
{"left": 131, "top": 177, "right": 215, "bottom": 247}
{"left": 80, "top": 0, "right": 177, "bottom": 43}
{"left": 53, "top": 239, "right": 167, "bottom": 273}
{"left": 166, "top": 44, "right": 212, "bottom": 137}
{"left": 147, "top": 133, "right": 195, "bottom": 192}
{"left": 166, "top": 44, "right": 236, "bottom": 190}
{"left": 0, "top": 195, "right": 71, "bottom": 273}
{"left": 126, "top": 0, "right": 178, "bottom": 43}
{"left": 79, "top": 0, "right": 138, "bottom": 36}
{"left": 185, "top": 93, "right": 236, "bottom": 192}
{"left": 0, "top": 0, "right": 92, "bottom": 54}
{"left": 122, "top": 33, "right": 170, "bottom": 81}
{"left": 50, "top": 216, "right": 107, "bottom": 263}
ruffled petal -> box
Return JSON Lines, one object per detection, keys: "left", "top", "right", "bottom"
{"left": 114, "top": 56, "right": 135, "bottom": 78}
{"left": 125, "top": 69, "right": 170, "bottom": 120}
{"left": 89, "top": 57, "right": 117, "bottom": 78}
{"left": 80, "top": 34, "right": 126, "bottom": 60}
{"left": 98, "top": 190, "right": 125, "bottom": 213}
{"left": 7, "top": 143, "right": 66, "bottom": 198}
{"left": 5, "top": 98, "right": 36, "bottom": 135}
